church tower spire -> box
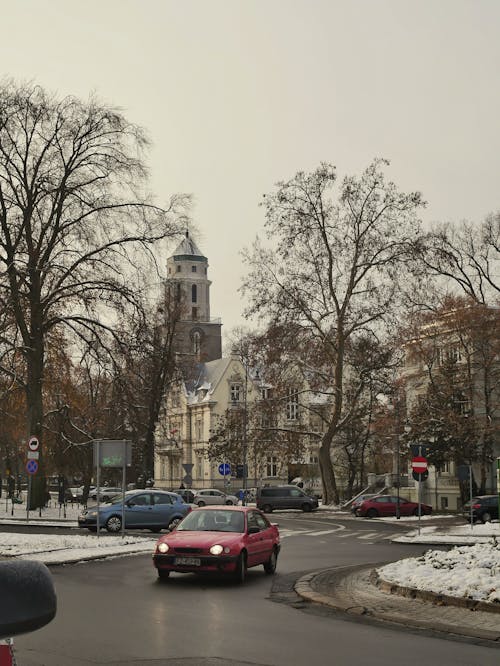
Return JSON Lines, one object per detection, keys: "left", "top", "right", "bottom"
{"left": 163, "top": 231, "right": 222, "bottom": 362}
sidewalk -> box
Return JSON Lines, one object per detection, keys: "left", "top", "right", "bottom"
{"left": 295, "top": 518, "right": 500, "bottom": 644}
{"left": 295, "top": 564, "right": 500, "bottom": 643}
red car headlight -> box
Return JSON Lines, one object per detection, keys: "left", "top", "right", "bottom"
{"left": 157, "top": 543, "right": 169, "bottom": 554}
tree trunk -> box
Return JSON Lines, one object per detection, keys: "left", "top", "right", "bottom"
{"left": 319, "top": 434, "right": 339, "bottom": 505}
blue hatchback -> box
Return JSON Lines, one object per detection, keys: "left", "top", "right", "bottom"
{"left": 78, "top": 489, "right": 191, "bottom": 533}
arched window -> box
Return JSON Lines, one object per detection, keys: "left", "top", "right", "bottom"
{"left": 192, "top": 284, "right": 197, "bottom": 303}
{"left": 193, "top": 331, "right": 201, "bottom": 356}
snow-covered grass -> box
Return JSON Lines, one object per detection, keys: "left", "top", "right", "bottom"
{"left": 0, "top": 532, "right": 156, "bottom": 564}
{"left": 377, "top": 540, "right": 500, "bottom": 605}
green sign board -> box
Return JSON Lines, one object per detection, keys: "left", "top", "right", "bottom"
{"left": 93, "top": 440, "right": 132, "bottom": 468}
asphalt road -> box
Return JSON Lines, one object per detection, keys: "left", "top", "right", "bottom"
{"left": 12, "top": 512, "right": 500, "bottom": 666}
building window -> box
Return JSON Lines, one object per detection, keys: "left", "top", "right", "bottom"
{"left": 192, "top": 284, "right": 197, "bottom": 303}
{"left": 260, "top": 386, "right": 271, "bottom": 400}
{"left": 196, "top": 455, "right": 203, "bottom": 479}
{"left": 192, "top": 307, "right": 198, "bottom": 320}
{"left": 266, "top": 456, "right": 278, "bottom": 477}
{"left": 441, "top": 496, "right": 448, "bottom": 510}
{"left": 456, "top": 396, "right": 471, "bottom": 415}
{"left": 196, "top": 419, "right": 203, "bottom": 441}
{"left": 286, "top": 388, "right": 299, "bottom": 420}
{"left": 437, "top": 461, "right": 450, "bottom": 474}
{"left": 176, "top": 265, "right": 181, "bottom": 273}
{"left": 192, "top": 265, "right": 197, "bottom": 273}
{"left": 193, "top": 331, "right": 201, "bottom": 356}
{"left": 176, "top": 283, "right": 181, "bottom": 301}
{"left": 230, "top": 384, "right": 241, "bottom": 402}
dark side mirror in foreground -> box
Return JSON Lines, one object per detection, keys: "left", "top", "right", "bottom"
{"left": 0, "top": 560, "right": 57, "bottom": 640}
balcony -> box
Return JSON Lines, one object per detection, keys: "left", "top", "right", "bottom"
{"left": 156, "top": 439, "right": 182, "bottom": 454}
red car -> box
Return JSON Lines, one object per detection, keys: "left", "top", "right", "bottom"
{"left": 357, "top": 495, "right": 432, "bottom": 518}
{"left": 152, "top": 506, "right": 280, "bottom": 583}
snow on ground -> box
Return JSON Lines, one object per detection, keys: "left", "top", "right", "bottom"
{"left": 0, "top": 532, "right": 156, "bottom": 564}
{"left": 377, "top": 541, "right": 500, "bottom": 604}
{"left": 1, "top": 498, "right": 499, "bottom": 605}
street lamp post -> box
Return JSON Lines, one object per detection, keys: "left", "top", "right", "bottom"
{"left": 241, "top": 359, "right": 248, "bottom": 506}
{"left": 395, "top": 431, "right": 401, "bottom": 520}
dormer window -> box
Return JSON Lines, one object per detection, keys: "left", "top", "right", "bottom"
{"left": 230, "top": 384, "right": 242, "bottom": 402}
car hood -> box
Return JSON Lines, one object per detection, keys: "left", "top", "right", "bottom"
{"left": 159, "top": 530, "right": 243, "bottom": 547}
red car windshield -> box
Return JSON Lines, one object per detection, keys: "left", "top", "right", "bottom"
{"left": 177, "top": 510, "right": 245, "bottom": 532}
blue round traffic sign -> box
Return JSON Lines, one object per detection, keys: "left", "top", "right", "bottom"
{"left": 26, "top": 459, "right": 38, "bottom": 475}
{"left": 218, "top": 463, "right": 231, "bottom": 476}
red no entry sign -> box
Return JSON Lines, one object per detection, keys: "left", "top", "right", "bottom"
{"left": 412, "top": 456, "right": 428, "bottom": 473}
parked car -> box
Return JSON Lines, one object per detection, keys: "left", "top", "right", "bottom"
{"left": 152, "top": 506, "right": 280, "bottom": 583}
{"left": 65, "top": 487, "right": 84, "bottom": 503}
{"left": 357, "top": 495, "right": 432, "bottom": 518}
{"left": 350, "top": 494, "right": 379, "bottom": 515}
{"left": 173, "top": 488, "right": 196, "bottom": 503}
{"left": 78, "top": 489, "right": 191, "bottom": 533}
{"left": 256, "top": 485, "right": 319, "bottom": 513}
{"left": 88, "top": 487, "right": 123, "bottom": 503}
{"left": 462, "top": 495, "right": 499, "bottom": 523}
{"left": 192, "top": 488, "right": 239, "bottom": 506}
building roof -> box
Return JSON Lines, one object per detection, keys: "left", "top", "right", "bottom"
{"left": 185, "top": 357, "right": 233, "bottom": 404}
{"left": 172, "top": 231, "right": 207, "bottom": 261}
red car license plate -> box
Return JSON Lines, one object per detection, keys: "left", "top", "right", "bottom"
{"left": 174, "top": 556, "right": 200, "bottom": 566}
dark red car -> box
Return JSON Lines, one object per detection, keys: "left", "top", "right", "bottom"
{"left": 152, "top": 506, "right": 280, "bottom": 583}
{"left": 357, "top": 495, "right": 432, "bottom": 518}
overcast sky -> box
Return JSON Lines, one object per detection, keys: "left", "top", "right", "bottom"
{"left": 2, "top": 1, "right": 499, "bottom": 338}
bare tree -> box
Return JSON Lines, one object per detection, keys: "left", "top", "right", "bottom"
{"left": 241, "top": 160, "right": 424, "bottom": 504}
{"left": 0, "top": 82, "right": 187, "bottom": 507}
{"left": 416, "top": 214, "right": 499, "bottom": 304}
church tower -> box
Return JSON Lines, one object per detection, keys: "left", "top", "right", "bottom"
{"left": 163, "top": 231, "right": 222, "bottom": 362}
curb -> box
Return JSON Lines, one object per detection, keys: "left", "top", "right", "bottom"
{"left": 294, "top": 565, "right": 500, "bottom": 643}
{"left": 370, "top": 569, "right": 500, "bottom": 614}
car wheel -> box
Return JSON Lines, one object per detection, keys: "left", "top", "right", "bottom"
{"left": 105, "top": 515, "right": 122, "bottom": 533}
{"left": 234, "top": 551, "right": 247, "bottom": 584}
{"left": 157, "top": 569, "right": 170, "bottom": 581}
{"left": 225, "top": 500, "right": 234, "bottom": 505}
{"left": 412, "top": 508, "right": 420, "bottom": 516}
{"left": 168, "top": 517, "right": 182, "bottom": 531}
{"left": 366, "top": 508, "right": 378, "bottom": 518}
{"left": 301, "top": 503, "right": 312, "bottom": 513}
{"left": 481, "top": 512, "right": 492, "bottom": 523}
{"left": 262, "top": 504, "right": 272, "bottom": 513}
{"left": 263, "top": 548, "right": 278, "bottom": 575}
{"left": 197, "top": 500, "right": 206, "bottom": 507}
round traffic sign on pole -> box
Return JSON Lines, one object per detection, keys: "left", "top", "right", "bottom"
{"left": 218, "top": 463, "right": 231, "bottom": 476}
{"left": 26, "top": 459, "right": 39, "bottom": 475}
{"left": 28, "top": 436, "right": 39, "bottom": 452}
{"left": 411, "top": 456, "right": 428, "bottom": 473}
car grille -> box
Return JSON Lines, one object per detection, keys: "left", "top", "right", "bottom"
{"left": 173, "top": 547, "right": 203, "bottom": 554}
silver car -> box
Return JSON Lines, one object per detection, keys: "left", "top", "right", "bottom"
{"left": 192, "top": 488, "right": 239, "bottom": 506}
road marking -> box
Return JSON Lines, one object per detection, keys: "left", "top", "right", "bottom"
{"left": 305, "top": 529, "right": 339, "bottom": 536}
{"left": 357, "top": 532, "right": 379, "bottom": 539}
